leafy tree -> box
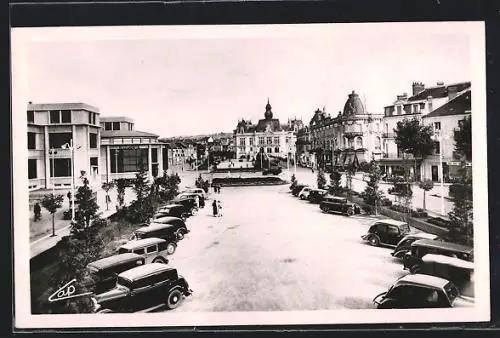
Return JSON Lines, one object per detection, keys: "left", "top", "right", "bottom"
{"left": 328, "top": 169, "right": 342, "bottom": 196}
{"left": 132, "top": 163, "right": 151, "bottom": 202}
{"left": 71, "top": 176, "right": 100, "bottom": 234}
{"left": 317, "top": 168, "right": 327, "bottom": 189}
{"left": 40, "top": 193, "right": 65, "bottom": 237}
{"left": 418, "top": 179, "right": 434, "bottom": 210}
{"left": 289, "top": 174, "right": 297, "bottom": 191}
{"left": 394, "top": 118, "right": 434, "bottom": 181}
{"left": 454, "top": 116, "right": 472, "bottom": 162}
{"left": 101, "top": 181, "right": 115, "bottom": 211}
{"left": 361, "top": 162, "right": 384, "bottom": 214}
{"left": 115, "top": 178, "right": 127, "bottom": 210}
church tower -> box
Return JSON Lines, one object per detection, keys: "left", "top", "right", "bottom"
{"left": 264, "top": 98, "right": 273, "bottom": 119}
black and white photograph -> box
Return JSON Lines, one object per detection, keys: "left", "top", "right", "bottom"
{"left": 12, "top": 22, "right": 490, "bottom": 328}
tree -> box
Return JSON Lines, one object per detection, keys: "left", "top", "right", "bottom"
{"left": 317, "top": 168, "right": 326, "bottom": 189}
{"left": 132, "top": 163, "right": 151, "bottom": 202}
{"left": 328, "top": 169, "right": 342, "bottom": 196}
{"left": 40, "top": 194, "right": 64, "bottom": 237}
{"left": 360, "top": 162, "right": 384, "bottom": 214}
{"left": 345, "top": 161, "right": 355, "bottom": 201}
{"left": 101, "top": 181, "right": 115, "bottom": 211}
{"left": 71, "top": 176, "right": 100, "bottom": 234}
{"left": 394, "top": 118, "right": 434, "bottom": 181}
{"left": 454, "top": 116, "right": 472, "bottom": 162}
{"left": 289, "top": 174, "right": 297, "bottom": 191}
{"left": 418, "top": 179, "right": 434, "bottom": 210}
{"left": 115, "top": 178, "right": 127, "bottom": 210}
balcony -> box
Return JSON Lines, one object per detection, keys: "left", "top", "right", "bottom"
{"left": 344, "top": 131, "right": 363, "bottom": 138}
{"left": 382, "top": 132, "right": 394, "bottom": 138}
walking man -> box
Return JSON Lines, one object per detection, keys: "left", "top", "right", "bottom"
{"left": 217, "top": 200, "right": 223, "bottom": 217}
{"left": 33, "top": 202, "right": 41, "bottom": 222}
{"left": 212, "top": 199, "right": 218, "bottom": 217}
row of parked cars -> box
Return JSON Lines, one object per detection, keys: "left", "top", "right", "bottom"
{"left": 290, "top": 183, "right": 474, "bottom": 309}
{"left": 360, "top": 218, "right": 474, "bottom": 309}
{"left": 83, "top": 187, "right": 209, "bottom": 314}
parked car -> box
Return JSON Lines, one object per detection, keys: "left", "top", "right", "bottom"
{"left": 307, "top": 189, "right": 328, "bottom": 204}
{"left": 372, "top": 274, "right": 473, "bottom": 309}
{"left": 361, "top": 219, "right": 412, "bottom": 247}
{"left": 84, "top": 253, "right": 146, "bottom": 295}
{"left": 154, "top": 204, "right": 189, "bottom": 222}
{"left": 176, "top": 192, "right": 205, "bottom": 208}
{"left": 117, "top": 238, "right": 173, "bottom": 262}
{"left": 292, "top": 184, "right": 308, "bottom": 197}
{"left": 92, "top": 263, "right": 193, "bottom": 313}
{"left": 407, "top": 254, "right": 475, "bottom": 298}
{"left": 129, "top": 222, "right": 189, "bottom": 250}
{"left": 320, "top": 195, "right": 361, "bottom": 216}
{"left": 263, "top": 167, "right": 282, "bottom": 175}
{"left": 298, "top": 187, "right": 313, "bottom": 200}
{"left": 391, "top": 233, "right": 440, "bottom": 259}
{"left": 172, "top": 195, "right": 200, "bottom": 215}
{"left": 183, "top": 187, "right": 207, "bottom": 199}
{"left": 147, "top": 216, "right": 188, "bottom": 239}
{"left": 402, "top": 239, "right": 474, "bottom": 272}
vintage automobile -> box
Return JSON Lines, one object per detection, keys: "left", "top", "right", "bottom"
{"left": 373, "top": 274, "right": 473, "bottom": 309}
{"left": 129, "top": 222, "right": 189, "bottom": 248}
{"left": 147, "top": 216, "right": 189, "bottom": 239}
{"left": 307, "top": 188, "right": 328, "bottom": 204}
{"left": 117, "top": 238, "right": 173, "bottom": 262}
{"left": 183, "top": 187, "right": 207, "bottom": 199}
{"left": 263, "top": 167, "right": 282, "bottom": 175}
{"left": 84, "top": 253, "right": 145, "bottom": 295}
{"left": 154, "top": 204, "right": 189, "bottom": 222}
{"left": 292, "top": 184, "right": 308, "bottom": 197}
{"left": 391, "top": 233, "right": 440, "bottom": 259}
{"left": 298, "top": 187, "right": 313, "bottom": 200}
{"left": 402, "top": 239, "right": 474, "bottom": 271}
{"left": 320, "top": 195, "right": 361, "bottom": 216}
{"left": 361, "top": 219, "right": 412, "bottom": 247}
{"left": 92, "top": 263, "right": 193, "bottom": 313}
{"left": 172, "top": 195, "right": 200, "bottom": 215}
{"left": 407, "top": 254, "right": 475, "bottom": 298}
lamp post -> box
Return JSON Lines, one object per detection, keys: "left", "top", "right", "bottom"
{"left": 48, "top": 148, "right": 58, "bottom": 195}
{"left": 207, "top": 137, "right": 213, "bottom": 173}
{"left": 62, "top": 139, "right": 81, "bottom": 222}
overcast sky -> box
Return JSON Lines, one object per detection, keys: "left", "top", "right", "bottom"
{"left": 24, "top": 23, "right": 475, "bottom": 137}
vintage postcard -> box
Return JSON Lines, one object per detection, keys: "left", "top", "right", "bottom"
{"left": 12, "top": 22, "right": 490, "bottom": 329}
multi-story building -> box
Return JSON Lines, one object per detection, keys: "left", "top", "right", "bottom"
{"left": 27, "top": 102, "right": 169, "bottom": 191}
{"left": 421, "top": 88, "right": 471, "bottom": 182}
{"left": 233, "top": 99, "right": 297, "bottom": 161}
{"left": 296, "top": 126, "right": 312, "bottom": 166}
{"left": 27, "top": 102, "right": 101, "bottom": 190}
{"left": 308, "top": 91, "right": 384, "bottom": 169}
{"left": 379, "top": 81, "right": 471, "bottom": 180}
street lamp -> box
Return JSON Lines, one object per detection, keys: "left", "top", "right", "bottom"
{"left": 207, "top": 137, "right": 213, "bottom": 173}
{"left": 61, "top": 139, "right": 81, "bottom": 222}
{"left": 48, "top": 148, "right": 58, "bottom": 195}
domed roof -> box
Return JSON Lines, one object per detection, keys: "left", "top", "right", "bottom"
{"left": 264, "top": 98, "right": 273, "bottom": 119}
{"left": 343, "top": 90, "right": 365, "bottom": 116}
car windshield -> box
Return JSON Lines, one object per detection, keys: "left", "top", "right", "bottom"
{"left": 117, "top": 248, "right": 129, "bottom": 254}
{"left": 400, "top": 224, "right": 411, "bottom": 233}
{"left": 444, "top": 282, "right": 459, "bottom": 303}
{"left": 134, "top": 232, "right": 146, "bottom": 239}
{"left": 116, "top": 276, "right": 132, "bottom": 290}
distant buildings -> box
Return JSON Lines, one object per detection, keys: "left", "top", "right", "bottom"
{"left": 233, "top": 99, "right": 300, "bottom": 161}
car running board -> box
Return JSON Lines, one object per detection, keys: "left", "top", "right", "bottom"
{"left": 135, "top": 303, "right": 168, "bottom": 313}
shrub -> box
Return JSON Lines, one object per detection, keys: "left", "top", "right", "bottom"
{"left": 427, "top": 217, "right": 452, "bottom": 228}
{"left": 411, "top": 208, "right": 428, "bottom": 218}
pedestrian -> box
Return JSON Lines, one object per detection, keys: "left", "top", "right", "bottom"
{"left": 218, "top": 184, "right": 221, "bottom": 194}
{"left": 33, "top": 202, "right": 41, "bottom": 221}
{"left": 194, "top": 195, "right": 200, "bottom": 209}
{"left": 199, "top": 194, "right": 205, "bottom": 208}
{"left": 217, "top": 200, "right": 223, "bottom": 217}
{"left": 212, "top": 199, "right": 218, "bottom": 217}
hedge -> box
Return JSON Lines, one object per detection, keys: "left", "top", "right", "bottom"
{"left": 212, "top": 176, "right": 288, "bottom": 187}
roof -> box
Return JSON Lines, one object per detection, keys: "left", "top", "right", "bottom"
{"left": 343, "top": 91, "right": 366, "bottom": 116}
{"left": 423, "top": 90, "right": 471, "bottom": 118}
{"left": 118, "top": 263, "right": 174, "bottom": 282}
{"left": 135, "top": 222, "right": 176, "bottom": 233}
{"left": 100, "top": 130, "right": 159, "bottom": 138}
{"left": 373, "top": 219, "right": 409, "bottom": 227}
{"left": 27, "top": 102, "right": 100, "bottom": 113}
{"left": 408, "top": 82, "right": 471, "bottom": 101}
{"left": 323, "top": 195, "right": 347, "bottom": 201}
{"left": 397, "top": 273, "right": 450, "bottom": 289}
{"left": 402, "top": 233, "right": 439, "bottom": 241}
{"left": 100, "top": 116, "right": 134, "bottom": 123}
{"left": 254, "top": 118, "right": 284, "bottom": 132}
{"left": 119, "top": 237, "right": 166, "bottom": 250}
{"left": 411, "top": 239, "right": 473, "bottom": 254}
{"left": 422, "top": 254, "right": 475, "bottom": 270}
{"left": 87, "top": 253, "right": 142, "bottom": 270}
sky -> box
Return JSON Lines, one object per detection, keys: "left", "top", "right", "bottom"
{"left": 23, "top": 22, "right": 476, "bottom": 138}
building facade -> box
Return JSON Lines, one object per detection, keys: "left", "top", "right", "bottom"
{"left": 233, "top": 99, "right": 298, "bottom": 161}
{"left": 296, "top": 126, "right": 312, "bottom": 166}
{"left": 379, "top": 81, "right": 471, "bottom": 181}
{"left": 308, "top": 91, "right": 384, "bottom": 170}
{"left": 27, "top": 103, "right": 168, "bottom": 191}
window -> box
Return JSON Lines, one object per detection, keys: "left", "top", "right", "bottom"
{"left": 27, "top": 111, "right": 34, "bottom": 123}
{"left": 133, "top": 276, "right": 153, "bottom": 289}
{"left": 158, "top": 241, "right": 169, "bottom": 252}
{"left": 258, "top": 137, "right": 264, "bottom": 145}
{"left": 49, "top": 158, "right": 71, "bottom": 177}
{"left": 111, "top": 148, "right": 149, "bottom": 173}
{"left": 375, "top": 137, "right": 381, "bottom": 149}
{"left": 249, "top": 138, "right": 254, "bottom": 146}
{"left": 128, "top": 124, "right": 133, "bottom": 131}
{"left": 133, "top": 248, "right": 145, "bottom": 255}
{"left": 48, "top": 132, "right": 72, "bottom": 148}
{"left": 274, "top": 137, "right": 279, "bottom": 144}
{"left": 28, "top": 159, "right": 37, "bottom": 179}
{"left": 112, "top": 122, "right": 120, "bottom": 131}
{"left": 90, "top": 157, "right": 98, "bottom": 166}
{"left": 89, "top": 112, "right": 93, "bottom": 124}
{"left": 267, "top": 147, "right": 272, "bottom": 153}
{"left": 275, "top": 147, "right": 280, "bottom": 153}
{"left": 387, "top": 225, "right": 400, "bottom": 235}
{"left": 151, "top": 148, "right": 158, "bottom": 163}
{"left": 89, "top": 133, "right": 98, "bottom": 148}
{"left": 133, "top": 138, "right": 141, "bottom": 144}
{"left": 434, "top": 141, "right": 440, "bottom": 154}
{"left": 356, "top": 137, "right": 363, "bottom": 149}
{"left": 28, "top": 132, "right": 36, "bottom": 149}
{"left": 61, "top": 110, "right": 71, "bottom": 123}
{"left": 50, "top": 110, "right": 60, "bottom": 123}
{"left": 434, "top": 122, "right": 441, "bottom": 130}
{"left": 239, "top": 138, "right": 246, "bottom": 146}
{"left": 396, "top": 106, "right": 402, "bottom": 115}
{"left": 92, "top": 113, "right": 96, "bottom": 125}
{"left": 375, "top": 223, "right": 387, "bottom": 232}
{"left": 105, "top": 122, "right": 112, "bottom": 130}
{"left": 162, "top": 148, "right": 169, "bottom": 170}
{"left": 146, "top": 245, "right": 157, "bottom": 254}
{"left": 266, "top": 137, "right": 272, "bottom": 145}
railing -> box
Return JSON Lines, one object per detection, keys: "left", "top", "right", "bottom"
{"left": 382, "top": 132, "right": 394, "bottom": 138}
{"left": 344, "top": 131, "right": 363, "bottom": 138}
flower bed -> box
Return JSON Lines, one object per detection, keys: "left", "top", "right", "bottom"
{"left": 212, "top": 176, "right": 288, "bottom": 187}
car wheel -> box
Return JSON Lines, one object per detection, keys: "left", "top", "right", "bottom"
{"left": 176, "top": 230, "right": 185, "bottom": 240}
{"left": 320, "top": 205, "right": 328, "bottom": 212}
{"left": 369, "top": 236, "right": 380, "bottom": 247}
{"left": 166, "top": 289, "right": 183, "bottom": 310}
{"left": 166, "top": 243, "right": 177, "bottom": 255}
{"left": 191, "top": 207, "right": 198, "bottom": 216}
{"left": 153, "top": 256, "right": 168, "bottom": 264}
{"left": 346, "top": 207, "right": 354, "bottom": 216}
{"left": 97, "top": 309, "right": 113, "bottom": 313}
{"left": 300, "top": 195, "right": 305, "bottom": 200}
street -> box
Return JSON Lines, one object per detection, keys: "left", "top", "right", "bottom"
{"left": 163, "top": 184, "right": 408, "bottom": 312}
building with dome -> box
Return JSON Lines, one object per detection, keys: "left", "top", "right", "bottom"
{"left": 233, "top": 99, "right": 301, "bottom": 162}
{"left": 308, "top": 90, "right": 384, "bottom": 169}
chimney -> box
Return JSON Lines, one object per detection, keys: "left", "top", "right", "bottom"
{"left": 436, "top": 81, "right": 444, "bottom": 86}
{"left": 447, "top": 86, "right": 458, "bottom": 101}
{"left": 412, "top": 82, "right": 425, "bottom": 96}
